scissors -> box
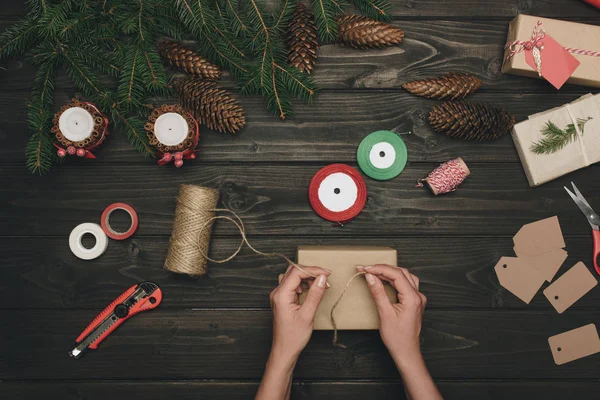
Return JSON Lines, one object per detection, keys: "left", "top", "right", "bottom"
{"left": 564, "top": 181, "right": 600, "bottom": 275}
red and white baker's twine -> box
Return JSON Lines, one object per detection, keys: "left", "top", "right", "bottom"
{"left": 505, "top": 20, "right": 600, "bottom": 60}
{"left": 417, "top": 159, "right": 468, "bottom": 194}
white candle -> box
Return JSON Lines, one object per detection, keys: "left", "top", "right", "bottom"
{"left": 154, "top": 112, "right": 189, "bottom": 146}
{"left": 59, "top": 107, "right": 95, "bottom": 142}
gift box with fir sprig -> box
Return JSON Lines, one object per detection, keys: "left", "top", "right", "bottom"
{"left": 512, "top": 93, "right": 600, "bottom": 187}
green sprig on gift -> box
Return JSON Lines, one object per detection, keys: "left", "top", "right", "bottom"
{"left": 530, "top": 117, "right": 593, "bottom": 155}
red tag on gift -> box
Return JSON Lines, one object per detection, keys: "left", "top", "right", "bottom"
{"left": 524, "top": 35, "right": 580, "bottom": 89}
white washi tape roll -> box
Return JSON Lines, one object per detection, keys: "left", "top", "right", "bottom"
{"left": 69, "top": 223, "right": 109, "bottom": 260}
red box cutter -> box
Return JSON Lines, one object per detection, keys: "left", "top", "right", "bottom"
{"left": 69, "top": 281, "right": 163, "bottom": 359}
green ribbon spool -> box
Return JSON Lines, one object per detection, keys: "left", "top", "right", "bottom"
{"left": 357, "top": 130, "right": 408, "bottom": 180}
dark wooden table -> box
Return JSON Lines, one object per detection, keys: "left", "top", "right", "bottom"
{"left": 2, "top": 1, "right": 600, "bottom": 399}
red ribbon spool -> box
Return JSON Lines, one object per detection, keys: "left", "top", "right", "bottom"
{"left": 308, "top": 164, "right": 367, "bottom": 224}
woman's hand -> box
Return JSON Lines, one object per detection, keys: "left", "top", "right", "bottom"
{"left": 357, "top": 264, "right": 442, "bottom": 400}
{"left": 256, "top": 265, "right": 330, "bottom": 400}
{"left": 357, "top": 264, "right": 425, "bottom": 365}
{"left": 270, "top": 265, "right": 331, "bottom": 361}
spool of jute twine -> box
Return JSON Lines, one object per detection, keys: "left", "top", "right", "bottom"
{"left": 164, "top": 183, "right": 369, "bottom": 346}
{"left": 164, "top": 184, "right": 219, "bottom": 276}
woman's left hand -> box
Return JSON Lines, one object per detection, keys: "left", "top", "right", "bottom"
{"left": 269, "top": 265, "right": 331, "bottom": 361}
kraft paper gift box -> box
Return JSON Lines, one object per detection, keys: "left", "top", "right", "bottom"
{"left": 502, "top": 15, "right": 600, "bottom": 88}
{"left": 297, "top": 246, "right": 397, "bottom": 330}
{"left": 512, "top": 93, "right": 600, "bottom": 187}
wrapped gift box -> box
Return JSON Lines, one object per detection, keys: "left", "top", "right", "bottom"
{"left": 502, "top": 15, "right": 600, "bottom": 88}
{"left": 512, "top": 93, "right": 600, "bottom": 187}
{"left": 297, "top": 246, "right": 397, "bottom": 330}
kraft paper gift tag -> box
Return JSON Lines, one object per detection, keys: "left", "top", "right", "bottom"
{"left": 513, "top": 216, "right": 565, "bottom": 257}
{"left": 297, "top": 246, "right": 398, "bottom": 330}
{"left": 548, "top": 324, "right": 600, "bottom": 365}
{"left": 495, "top": 257, "right": 546, "bottom": 304}
{"left": 521, "top": 248, "right": 568, "bottom": 282}
{"left": 543, "top": 262, "right": 598, "bottom": 313}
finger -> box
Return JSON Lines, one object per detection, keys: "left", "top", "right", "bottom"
{"left": 364, "top": 264, "right": 419, "bottom": 291}
{"left": 364, "top": 273, "right": 393, "bottom": 315}
{"left": 278, "top": 273, "right": 285, "bottom": 284}
{"left": 279, "top": 265, "right": 331, "bottom": 294}
{"left": 300, "top": 274, "right": 328, "bottom": 318}
{"left": 364, "top": 265, "right": 417, "bottom": 296}
{"left": 411, "top": 274, "right": 420, "bottom": 290}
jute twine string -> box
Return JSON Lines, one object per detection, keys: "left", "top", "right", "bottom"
{"left": 164, "top": 184, "right": 220, "bottom": 276}
{"left": 165, "top": 184, "right": 368, "bottom": 346}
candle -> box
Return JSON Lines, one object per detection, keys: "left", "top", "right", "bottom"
{"left": 153, "top": 112, "right": 189, "bottom": 146}
{"left": 58, "top": 107, "right": 95, "bottom": 142}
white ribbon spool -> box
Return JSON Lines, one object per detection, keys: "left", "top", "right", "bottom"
{"left": 154, "top": 112, "right": 189, "bottom": 146}
{"left": 59, "top": 107, "right": 95, "bottom": 142}
{"left": 317, "top": 172, "right": 359, "bottom": 213}
{"left": 69, "top": 223, "right": 109, "bottom": 260}
{"left": 369, "top": 142, "right": 397, "bottom": 169}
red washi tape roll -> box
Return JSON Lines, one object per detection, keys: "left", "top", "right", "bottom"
{"left": 101, "top": 203, "right": 139, "bottom": 240}
{"left": 308, "top": 164, "right": 367, "bottom": 224}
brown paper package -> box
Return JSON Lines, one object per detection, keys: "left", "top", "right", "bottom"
{"left": 502, "top": 15, "right": 600, "bottom": 88}
{"left": 297, "top": 246, "right": 397, "bottom": 330}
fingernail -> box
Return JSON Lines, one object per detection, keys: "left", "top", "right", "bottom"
{"left": 323, "top": 268, "right": 332, "bottom": 273}
{"left": 363, "top": 265, "right": 373, "bottom": 270}
{"left": 317, "top": 275, "right": 327, "bottom": 288}
{"left": 356, "top": 266, "right": 364, "bottom": 271}
{"left": 365, "top": 273, "right": 376, "bottom": 285}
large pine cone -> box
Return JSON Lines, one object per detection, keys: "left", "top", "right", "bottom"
{"left": 403, "top": 73, "right": 482, "bottom": 100}
{"left": 429, "top": 100, "right": 515, "bottom": 141}
{"left": 337, "top": 14, "right": 404, "bottom": 49}
{"left": 176, "top": 78, "right": 245, "bottom": 134}
{"left": 158, "top": 40, "right": 221, "bottom": 80}
{"left": 287, "top": 3, "right": 318, "bottom": 74}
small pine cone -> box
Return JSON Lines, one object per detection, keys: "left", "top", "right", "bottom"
{"left": 158, "top": 40, "right": 221, "bottom": 80}
{"left": 176, "top": 78, "right": 245, "bottom": 134}
{"left": 428, "top": 100, "right": 515, "bottom": 141}
{"left": 287, "top": 3, "right": 319, "bottom": 74}
{"left": 337, "top": 14, "right": 404, "bottom": 49}
{"left": 403, "top": 73, "right": 482, "bottom": 100}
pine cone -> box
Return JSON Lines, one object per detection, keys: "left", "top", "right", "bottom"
{"left": 176, "top": 78, "right": 245, "bottom": 134}
{"left": 403, "top": 73, "right": 482, "bottom": 100}
{"left": 337, "top": 14, "right": 404, "bottom": 49}
{"left": 287, "top": 3, "right": 318, "bottom": 74}
{"left": 428, "top": 100, "right": 515, "bottom": 141}
{"left": 158, "top": 40, "right": 221, "bottom": 80}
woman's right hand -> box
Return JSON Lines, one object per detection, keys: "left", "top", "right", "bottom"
{"left": 356, "top": 264, "right": 427, "bottom": 369}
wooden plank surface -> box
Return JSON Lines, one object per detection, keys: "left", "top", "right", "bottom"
{"left": 3, "top": 309, "right": 600, "bottom": 380}
{"left": 2, "top": 163, "right": 598, "bottom": 237}
{"left": 3, "top": 381, "right": 600, "bottom": 400}
{"left": 2, "top": 0, "right": 600, "bottom": 398}
{"left": 1, "top": 235, "right": 596, "bottom": 310}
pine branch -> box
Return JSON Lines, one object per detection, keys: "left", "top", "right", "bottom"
{"left": 313, "top": 0, "right": 344, "bottom": 43}
{"left": 348, "top": 0, "right": 391, "bottom": 21}
{"left": 531, "top": 117, "right": 592, "bottom": 155}
{"left": 26, "top": 61, "right": 57, "bottom": 174}
{"left": 0, "top": 18, "right": 39, "bottom": 60}
{"left": 112, "top": 109, "right": 154, "bottom": 157}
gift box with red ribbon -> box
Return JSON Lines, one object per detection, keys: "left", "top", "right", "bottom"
{"left": 502, "top": 15, "right": 600, "bottom": 89}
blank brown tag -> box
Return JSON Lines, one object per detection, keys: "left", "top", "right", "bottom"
{"left": 521, "top": 248, "right": 568, "bottom": 282}
{"left": 495, "top": 257, "right": 546, "bottom": 304}
{"left": 548, "top": 324, "right": 600, "bottom": 365}
{"left": 513, "top": 216, "right": 565, "bottom": 257}
{"left": 543, "top": 262, "right": 598, "bottom": 313}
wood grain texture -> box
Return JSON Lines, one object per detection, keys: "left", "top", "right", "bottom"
{"left": 0, "top": 0, "right": 596, "bottom": 19}
{"left": 2, "top": 19, "right": 598, "bottom": 93}
{"left": 1, "top": 236, "right": 596, "bottom": 310}
{"left": 2, "top": 380, "right": 600, "bottom": 400}
{"left": 3, "top": 309, "right": 600, "bottom": 380}
{"left": 2, "top": 91, "right": 589, "bottom": 164}
{"left": 0, "top": 89, "right": 594, "bottom": 164}
{"left": 2, "top": 163, "right": 598, "bottom": 237}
